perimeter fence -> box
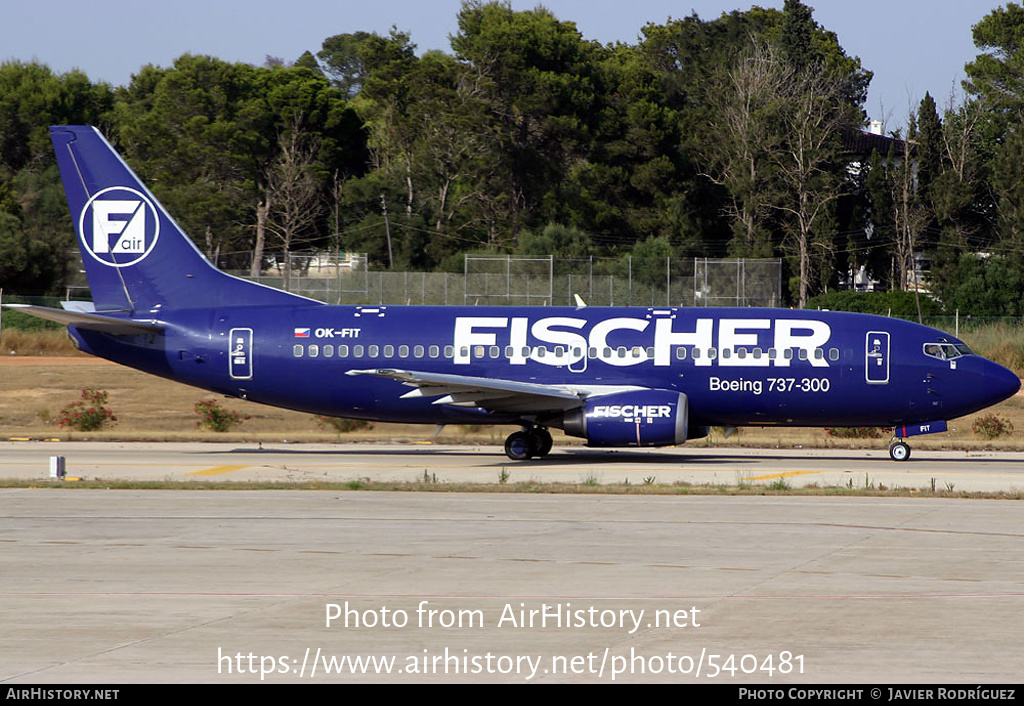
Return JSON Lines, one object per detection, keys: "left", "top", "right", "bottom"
{"left": 226, "top": 254, "right": 783, "bottom": 308}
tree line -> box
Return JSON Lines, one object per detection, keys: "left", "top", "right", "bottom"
{"left": 2, "top": 0, "right": 1024, "bottom": 313}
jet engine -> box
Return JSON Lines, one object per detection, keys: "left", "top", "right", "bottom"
{"left": 560, "top": 390, "right": 704, "bottom": 447}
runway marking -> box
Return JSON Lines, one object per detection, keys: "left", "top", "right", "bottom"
{"left": 187, "top": 464, "right": 249, "bottom": 476}
{"left": 745, "top": 470, "right": 821, "bottom": 481}
{"left": 5, "top": 590, "right": 1023, "bottom": 599}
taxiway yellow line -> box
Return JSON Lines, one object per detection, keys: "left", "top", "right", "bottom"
{"left": 187, "top": 464, "right": 250, "bottom": 476}
{"left": 745, "top": 470, "right": 822, "bottom": 481}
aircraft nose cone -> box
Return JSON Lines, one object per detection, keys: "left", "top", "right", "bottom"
{"left": 985, "top": 361, "right": 1021, "bottom": 405}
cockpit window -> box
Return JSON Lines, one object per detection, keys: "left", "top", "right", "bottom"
{"left": 923, "top": 342, "right": 972, "bottom": 360}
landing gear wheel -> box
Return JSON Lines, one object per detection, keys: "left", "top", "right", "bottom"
{"left": 529, "top": 428, "right": 553, "bottom": 458}
{"left": 505, "top": 431, "right": 533, "bottom": 461}
{"left": 889, "top": 441, "right": 911, "bottom": 462}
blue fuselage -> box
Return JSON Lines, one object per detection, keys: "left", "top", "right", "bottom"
{"left": 69, "top": 305, "right": 1021, "bottom": 431}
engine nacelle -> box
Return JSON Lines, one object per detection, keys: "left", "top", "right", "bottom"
{"left": 561, "top": 390, "right": 691, "bottom": 447}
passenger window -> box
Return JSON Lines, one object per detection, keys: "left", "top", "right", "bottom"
{"left": 309, "top": 344, "right": 319, "bottom": 358}
{"left": 784, "top": 349, "right": 793, "bottom": 360}
{"left": 413, "top": 345, "right": 424, "bottom": 358}
{"left": 798, "top": 349, "right": 808, "bottom": 361}
{"left": 722, "top": 348, "right": 732, "bottom": 359}
{"left": 829, "top": 348, "right": 839, "bottom": 362}
{"left": 474, "top": 345, "right": 484, "bottom": 359}
{"left": 814, "top": 348, "right": 823, "bottom": 360}
{"left": 399, "top": 345, "right": 409, "bottom": 358}
{"left": 490, "top": 345, "right": 500, "bottom": 358}
{"left": 676, "top": 347, "right": 687, "bottom": 360}
{"left": 692, "top": 348, "right": 701, "bottom": 360}
{"left": 752, "top": 348, "right": 762, "bottom": 359}
{"left": 353, "top": 345, "right": 364, "bottom": 357}
{"left": 445, "top": 345, "right": 454, "bottom": 358}
{"left": 430, "top": 345, "right": 440, "bottom": 358}
{"left": 293, "top": 344, "right": 303, "bottom": 357}
{"left": 339, "top": 345, "right": 349, "bottom": 357}
{"left": 368, "top": 345, "right": 379, "bottom": 357}
{"left": 383, "top": 345, "right": 394, "bottom": 358}
{"left": 324, "top": 344, "right": 334, "bottom": 358}
{"left": 708, "top": 348, "right": 718, "bottom": 360}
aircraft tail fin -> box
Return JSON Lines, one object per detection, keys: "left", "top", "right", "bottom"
{"left": 49, "top": 126, "right": 317, "bottom": 313}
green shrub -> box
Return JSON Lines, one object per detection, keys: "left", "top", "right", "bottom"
{"left": 194, "top": 398, "right": 246, "bottom": 432}
{"left": 824, "top": 427, "right": 888, "bottom": 439}
{"left": 971, "top": 413, "right": 1014, "bottom": 439}
{"left": 58, "top": 388, "right": 116, "bottom": 431}
{"left": 1, "top": 308, "right": 64, "bottom": 332}
{"left": 315, "top": 416, "right": 373, "bottom": 433}
{"left": 805, "top": 290, "right": 943, "bottom": 317}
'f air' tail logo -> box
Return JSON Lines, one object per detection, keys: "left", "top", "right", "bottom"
{"left": 79, "top": 186, "right": 160, "bottom": 268}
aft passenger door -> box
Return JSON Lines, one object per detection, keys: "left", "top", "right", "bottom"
{"left": 228, "top": 327, "right": 253, "bottom": 380}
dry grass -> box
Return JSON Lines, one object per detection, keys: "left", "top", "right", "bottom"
{"left": 0, "top": 356, "right": 511, "bottom": 444}
{"left": 960, "top": 323, "right": 1024, "bottom": 375}
{"left": 0, "top": 329, "right": 82, "bottom": 356}
{"left": 4, "top": 476, "right": 1020, "bottom": 499}
{"left": 1, "top": 355, "right": 1023, "bottom": 451}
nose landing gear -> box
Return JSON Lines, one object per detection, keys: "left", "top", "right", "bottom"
{"left": 504, "top": 427, "right": 553, "bottom": 460}
{"left": 889, "top": 439, "right": 911, "bottom": 461}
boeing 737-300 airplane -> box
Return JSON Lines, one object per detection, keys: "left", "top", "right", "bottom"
{"left": 6, "top": 126, "right": 1020, "bottom": 461}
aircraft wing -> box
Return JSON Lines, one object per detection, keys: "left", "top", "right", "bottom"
{"left": 2, "top": 304, "right": 163, "bottom": 335}
{"left": 346, "top": 367, "right": 643, "bottom": 415}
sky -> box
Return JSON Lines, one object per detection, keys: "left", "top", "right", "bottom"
{"left": 1, "top": 0, "right": 998, "bottom": 129}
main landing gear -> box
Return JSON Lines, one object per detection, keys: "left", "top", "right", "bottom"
{"left": 888, "top": 439, "right": 911, "bottom": 462}
{"left": 504, "top": 427, "right": 553, "bottom": 461}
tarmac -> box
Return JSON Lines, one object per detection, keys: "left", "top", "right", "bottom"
{"left": 1, "top": 442, "right": 1022, "bottom": 683}
{"left": 3, "top": 440, "right": 1024, "bottom": 492}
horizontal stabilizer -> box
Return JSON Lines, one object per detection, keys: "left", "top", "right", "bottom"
{"left": 2, "top": 304, "right": 163, "bottom": 335}
{"left": 59, "top": 301, "right": 96, "bottom": 313}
